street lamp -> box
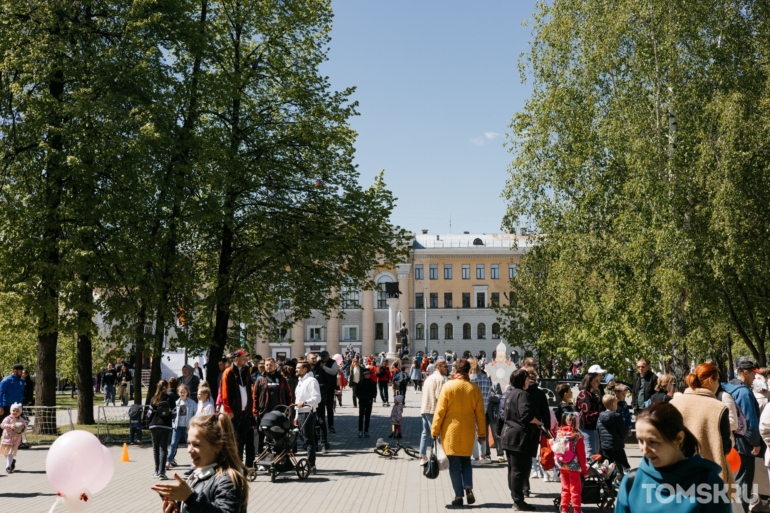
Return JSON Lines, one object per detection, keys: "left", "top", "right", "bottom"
{"left": 424, "top": 285, "right": 429, "bottom": 355}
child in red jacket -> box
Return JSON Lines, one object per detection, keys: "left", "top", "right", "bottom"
{"left": 551, "top": 411, "right": 588, "bottom": 513}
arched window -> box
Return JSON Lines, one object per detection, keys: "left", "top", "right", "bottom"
{"left": 415, "top": 323, "right": 425, "bottom": 340}
{"left": 429, "top": 323, "right": 439, "bottom": 340}
{"left": 473, "top": 238, "right": 484, "bottom": 246}
{"left": 463, "top": 350, "right": 472, "bottom": 358}
{"left": 477, "top": 323, "right": 486, "bottom": 339}
{"left": 463, "top": 323, "right": 471, "bottom": 340}
{"left": 341, "top": 287, "right": 360, "bottom": 309}
{"left": 492, "top": 323, "right": 500, "bottom": 339}
{"left": 376, "top": 274, "right": 394, "bottom": 309}
{"left": 444, "top": 323, "right": 453, "bottom": 340}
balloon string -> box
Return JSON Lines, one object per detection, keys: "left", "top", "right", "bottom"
{"left": 48, "top": 496, "right": 62, "bottom": 513}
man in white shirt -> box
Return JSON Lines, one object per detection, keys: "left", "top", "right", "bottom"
{"left": 294, "top": 362, "right": 321, "bottom": 472}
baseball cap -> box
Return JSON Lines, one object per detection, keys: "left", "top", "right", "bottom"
{"left": 231, "top": 349, "right": 250, "bottom": 359}
{"left": 588, "top": 364, "right": 607, "bottom": 374}
{"left": 363, "top": 368, "right": 371, "bottom": 374}
{"left": 319, "top": 350, "right": 329, "bottom": 357}
{"left": 737, "top": 359, "right": 759, "bottom": 372}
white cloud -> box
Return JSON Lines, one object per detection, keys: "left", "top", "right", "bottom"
{"left": 469, "top": 136, "right": 485, "bottom": 146}
{"left": 484, "top": 131, "right": 502, "bottom": 140}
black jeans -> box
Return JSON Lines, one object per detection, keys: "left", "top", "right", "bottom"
{"left": 151, "top": 428, "right": 171, "bottom": 474}
{"left": 412, "top": 379, "right": 422, "bottom": 391}
{"left": 735, "top": 452, "right": 755, "bottom": 513}
{"left": 325, "top": 390, "right": 336, "bottom": 429}
{"left": 298, "top": 412, "right": 316, "bottom": 466}
{"left": 487, "top": 410, "right": 502, "bottom": 457}
{"left": 603, "top": 448, "right": 630, "bottom": 474}
{"left": 358, "top": 401, "right": 373, "bottom": 432}
{"left": 351, "top": 383, "right": 358, "bottom": 407}
{"left": 315, "top": 398, "right": 329, "bottom": 445}
{"left": 506, "top": 450, "right": 532, "bottom": 505}
{"left": 232, "top": 415, "right": 255, "bottom": 468}
{"left": 378, "top": 381, "right": 389, "bottom": 403}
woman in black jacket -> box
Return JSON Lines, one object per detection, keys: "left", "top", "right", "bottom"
{"left": 501, "top": 369, "right": 542, "bottom": 512}
{"left": 152, "top": 413, "right": 248, "bottom": 513}
{"left": 576, "top": 372, "right": 604, "bottom": 458}
{"left": 149, "top": 380, "right": 175, "bottom": 480}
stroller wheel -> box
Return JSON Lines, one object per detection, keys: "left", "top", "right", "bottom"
{"left": 247, "top": 468, "right": 257, "bottom": 482}
{"left": 270, "top": 469, "right": 277, "bottom": 483}
{"left": 602, "top": 498, "right": 615, "bottom": 511}
{"left": 296, "top": 458, "right": 310, "bottom": 480}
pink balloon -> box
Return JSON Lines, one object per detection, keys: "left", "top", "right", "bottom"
{"left": 333, "top": 354, "right": 343, "bottom": 365}
{"left": 46, "top": 431, "right": 103, "bottom": 495}
{"left": 88, "top": 445, "right": 114, "bottom": 494}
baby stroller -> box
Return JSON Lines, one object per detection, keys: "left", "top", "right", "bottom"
{"left": 553, "top": 456, "right": 618, "bottom": 512}
{"left": 247, "top": 405, "right": 311, "bottom": 483}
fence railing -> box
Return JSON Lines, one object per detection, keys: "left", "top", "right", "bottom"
{"left": 96, "top": 405, "right": 152, "bottom": 444}
{"left": 20, "top": 406, "right": 75, "bottom": 445}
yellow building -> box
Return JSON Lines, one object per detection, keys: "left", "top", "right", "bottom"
{"left": 258, "top": 231, "right": 528, "bottom": 361}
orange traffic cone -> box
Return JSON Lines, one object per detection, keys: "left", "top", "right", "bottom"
{"left": 121, "top": 443, "right": 130, "bottom": 463}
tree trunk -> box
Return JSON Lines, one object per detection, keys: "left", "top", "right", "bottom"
{"left": 208, "top": 207, "right": 235, "bottom": 402}
{"left": 76, "top": 328, "right": 95, "bottom": 425}
{"left": 146, "top": 310, "right": 166, "bottom": 405}
{"left": 133, "top": 307, "right": 147, "bottom": 405}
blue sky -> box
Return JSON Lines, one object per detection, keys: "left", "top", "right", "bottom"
{"left": 321, "top": 0, "right": 539, "bottom": 235}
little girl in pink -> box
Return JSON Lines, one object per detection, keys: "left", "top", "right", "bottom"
{"left": 1, "top": 403, "right": 27, "bottom": 474}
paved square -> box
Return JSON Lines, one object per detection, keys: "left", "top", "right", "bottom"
{"left": 1, "top": 388, "right": 642, "bottom": 512}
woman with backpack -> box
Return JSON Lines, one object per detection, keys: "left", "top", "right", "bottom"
{"left": 149, "top": 380, "right": 175, "bottom": 480}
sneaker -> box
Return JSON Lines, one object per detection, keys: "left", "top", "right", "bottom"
{"left": 419, "top": 457, "right": 428, "bottom": 466}
{"left": 311, "top": 465, "right": 317, "bottom": 474}
{"left": 5, "top": 467, "right": 11, "bottom": 474}
{"left": 152, "top": 471, "right": 160, "bottom": 477}
{"left": 184, "top": 468, "right": 194, "bottom": 476}
{"left": 465, "top": 487, "right": 476, "bottom": 505}
{"left": 158, "top": 473, "right": 169, "bottom": 480}
{"left": 10, "top": 459, "right": 15, "bottom": 471}
{"left": 481, "top": 457, "right": 492, "bottom": 465}
{"left": 512, "top": 502, "right": 536, "bottom": 511}
{"left": 358, "top": 432, "right": 363, "bottom": 438}
{"left": 167, "top": 460, "right": 178, "bottom": 467}
{"left": 257, "top": 465, "right": 266, "bottom": 471}
{"left": 322, "top": 445, "right": 328, "bottom": 454}
{"left": 471, "top": 459, "right": 482, "bottom": 467}
{"left": 451, "top": 498, "right": 463, "bottom": 507}
{"left": 543, "top": 475, "right": 551, "bottom": 482}
{"left": 364, "top": 432, "right": 370, "bottom": 438}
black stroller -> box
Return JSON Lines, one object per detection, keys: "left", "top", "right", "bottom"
{"left": 247, "top": 405, "right": 311, "bottom": 482}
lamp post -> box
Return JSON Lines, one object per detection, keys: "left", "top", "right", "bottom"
{"left": 424, "top": 285, "right": 429, "bottom": 355}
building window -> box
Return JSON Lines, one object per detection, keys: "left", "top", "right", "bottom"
{"left": 463, "top": 323, "right": 471, "bottom": 339}
{"left": 377, "top": 275, "right": 394, "bottom": 309}
{"left": 462, "top": 293, "right": 471, "bottom": 308}
{"left": 415, "top": 265, "right": 424, "bottom": 280}
{"left": 430, "top": 293, "right": 438, "bottom": 308}
{"left": 491, "top": 292, "right": 500, "bottom": 307}
{"left": 492, "top": 323, "right": 500, "bottom": 339}
{"left": 416, "top": 323, "right": 425, "bottom": 340}
{"left": 341, "top": 288, "right": 359, "bottom": 309}
{"left": 444, "top": 293, "right": 453, "bottom": 308}
{"left": 473, "top": 238, "right": 484, "bottom": 246}
{"left": 444, "top": 264, "right": 452, "bottom": 279}
{"left": 273, "top": 327, "right": 288, "bottom": 342}
{"left": 375, "top": 323, "right": 384, "bottom": 340}
{"left": 476, "top": 292, "right": 486, "bottom": 308}
{"left": 415, "top": 293, "right": 424, "bottom": 309}
{"left": 509, "top": 263, "right": 517, "bottom": 279}
{"left": 342, "top": 325, "right": 359, "bottom": 341}
{"left": 476, "top": 264, "right": 485, "bottom": 279}
{"left": 429, "top": 264, "right": 438, "bottom": 280}
{"left": 445, "top": 323, "right": 453, "bottom": 339}
{"left": 477, "top": 323, "right": 487, "bottom": 339}
{"left": 308, "top": 327, "right": 324, "bottom": 341}
{"left": 278, "top": 298, "right": 291, "bottom": 309}
{"left": 430, "top": 323, "right": 439, "bottom": 340}
{"left": 491, "top": 264, "right": 499, "bottom": 280}
{"left": 462, "top": 264, "right": 470, "bottom": 280}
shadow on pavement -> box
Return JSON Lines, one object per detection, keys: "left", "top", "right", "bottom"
{"left": 0, "top": 492, "right": 57, "bottom": 498}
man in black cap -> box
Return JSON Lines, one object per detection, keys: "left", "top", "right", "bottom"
{"left": 722, "top": 358, "right": 761, "bottom": 512}
{"left": 307, "top": 353, "right": 329, "bottom": 452}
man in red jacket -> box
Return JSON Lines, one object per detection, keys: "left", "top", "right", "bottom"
{"left": 374, "top": 360, "right": 392, "bottom": 407}
{"left": 220, "top": 349, "right": 254, "bottom": 467}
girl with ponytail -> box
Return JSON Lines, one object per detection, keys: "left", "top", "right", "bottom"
{"left": 152, "top": 413, "right": 248, "bottom": 513}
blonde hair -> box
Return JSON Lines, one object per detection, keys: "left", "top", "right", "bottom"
{"left": 523, "top": 366, "right": 538, "bottom": 381}
{"left": 468, "top": 357, "right": 479, "bottom": 375}
{"left": 189, "top": 414, "right": 249, "bottom": 505}
{"left": 656, "top": 374, "right": 675, "bottom": 391}
{"left": 197, "top": 387, "right": 211, "bottom": 401}
{"left": 177, "top": 383, "right": 189, "bottom": 395}
{"left": 602, "top": 394, "right": 618, "bottom": 409}
{"left": 615, "top": 384, "right": 628, "bottom": 393}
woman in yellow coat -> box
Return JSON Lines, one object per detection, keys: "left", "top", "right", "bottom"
{"left": 432, "top": 358, "right": 486, "bottom": 507}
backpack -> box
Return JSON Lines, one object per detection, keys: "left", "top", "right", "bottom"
{"left": 376, "top": 366, "right": 386, "bottom": 378}
{"left": 718, "top": 390, "right": 747, "bottom": 437}
{"left": 550, "top": 434, "right": 576, "bottom": 465}
{"left": 156, "top": 400, "right": 171, "bottom": 419}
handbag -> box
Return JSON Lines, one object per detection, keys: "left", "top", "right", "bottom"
{"left": 436, "top": 439, "right": 450, "bottom": 471}
{"left": 423, "top": 440, "right": 440, "bottom": 479}
{"left": 539, "top": 432, "right": 555, "bottom": 471}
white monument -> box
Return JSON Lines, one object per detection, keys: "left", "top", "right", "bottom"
{"left": 487, "top": 340, "right": 516, "bottom": 392}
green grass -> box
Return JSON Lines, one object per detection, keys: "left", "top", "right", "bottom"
{"left": 55, "top": 392, "right": 105, "bottom": 408}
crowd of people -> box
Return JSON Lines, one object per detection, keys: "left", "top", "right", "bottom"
{"left": 6, "top": 350, "right": 770, "bottom": 512}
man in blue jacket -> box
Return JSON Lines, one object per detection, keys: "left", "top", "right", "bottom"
{"left": 0, "top": 364, "right": 26, "bottom": 422}
{"left": 722, "top": 359, "right": 761, "bottom": 513}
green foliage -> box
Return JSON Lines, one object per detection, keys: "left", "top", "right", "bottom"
{"left": 501, "top": 0, "right": 770, "bottom": 379}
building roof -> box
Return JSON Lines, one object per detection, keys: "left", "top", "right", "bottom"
{"left": 412, "top": 232, "right": 532, "bottom": 250}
